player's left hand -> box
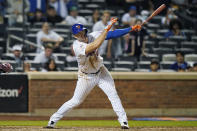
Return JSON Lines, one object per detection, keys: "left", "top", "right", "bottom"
{"left": 131, "top": 25, "right": 141, "bottom": 32}
{"left": 0, "top": 63, "right": 13, "bottom": 73}
{"left": 105, "top": 17, "right": 118, "bottom": 31}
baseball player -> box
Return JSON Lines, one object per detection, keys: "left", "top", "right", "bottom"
{"left": 46, "top": 18, "right": 141, "bottom": 129}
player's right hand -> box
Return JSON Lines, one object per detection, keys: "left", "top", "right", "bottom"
{"left": 105, "top": 17, "right": 118, "bottom": 31}
{"left": 131, "top": 25, "right": 141, "bottom": 32}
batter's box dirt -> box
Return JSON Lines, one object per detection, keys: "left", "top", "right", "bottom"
{"left": 0, "top": 126, "right": 197, "bottom": 131}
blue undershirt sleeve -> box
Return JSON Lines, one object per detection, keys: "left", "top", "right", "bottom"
{"left": 105, "top": 27, "right": 132, "bottom": 40}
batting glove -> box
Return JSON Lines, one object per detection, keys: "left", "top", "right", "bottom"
{"left": 131, "top": 25, "right": 141, "bottom": 32}
{"left": 0, "top": 63, "right": 13, "bottom": 73}
{"left": 104, "top": 17, "right": 118, "bottom": 31}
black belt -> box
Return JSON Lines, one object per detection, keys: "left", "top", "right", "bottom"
{"left": 82, "top": 69, "right": 100, "bottom": 75}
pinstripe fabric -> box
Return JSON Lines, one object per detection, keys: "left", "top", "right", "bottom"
{"left": 48, "top": 66, "right": 128, "bottom": 126}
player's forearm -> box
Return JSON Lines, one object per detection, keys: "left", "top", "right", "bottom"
{"left": 106, "top": 27, "right": 131, "bottom": 40}
{"left": 85, "top": 29, "right": 108, "bottom": 54}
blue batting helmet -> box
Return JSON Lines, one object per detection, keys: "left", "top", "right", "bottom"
{"left": 72, "top": 23, "right": 87, "bottom": 35}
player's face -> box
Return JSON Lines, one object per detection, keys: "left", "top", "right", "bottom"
{"left": 74, "top": 30, "right": 88, "bottom": 43}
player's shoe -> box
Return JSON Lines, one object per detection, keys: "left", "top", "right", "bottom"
{"left": 44, "top": 121, "right": 55, "bottom": 129}
{"left": 121, "top": 122, "right": 129, "bottom": 129}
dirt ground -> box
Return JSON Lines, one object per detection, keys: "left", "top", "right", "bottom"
{"left": 0, "top": 126, "right": 197, "bottom": 131}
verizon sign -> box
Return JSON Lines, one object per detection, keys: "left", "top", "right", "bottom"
{"left": 0, "top": 86, "right": 24, "bottom": 98}
{"left": 0, "top": 74, "right": 28, "bottom": 112}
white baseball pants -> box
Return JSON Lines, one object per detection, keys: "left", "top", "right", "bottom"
{"left": 49, "top": 66, "right": 128, "bottom": 125}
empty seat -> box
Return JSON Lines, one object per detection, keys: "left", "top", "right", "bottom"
{"left": 64, "top": 67, "right": 78, "bottom": 71}
{"left": 67, "top": 61, "right": 78, "bottom": 67}
{"left": 26, "top": 34, "right": 37, "bottom": 43}
{"left": 78, "top": 9, "right": 93, "bottom": 17}
{"left": 182, "top": 29, "right": 196, "bottom": 36}
{"left": 145, "top": 41, "right": 156, "bottom": 49}
{"left": 153, "top": 48, "right": 174, "bottom": 55}
{"left": 56, "top": 61, "right": 65, "bottom": 71}
{"left": 157, "top": 29, "right": 169, "bottom": 36}
{"left": 175, "top": 48, "right": 195, "bottom": 54}
{"left": 0, "top": 47, "right": 3, "bottom": 57}
{"left": 137, "top": 61, "right": 151, "bottom": 69}
{"left": 53, "top": 53, "right": 66, "bottom": 61}
{"left": 158, "top": 69, "right": 175, "bottom": 72}
{"left": 181, "top": 41, "right": 197, "bottom": 49}
{"left": 103, "top": 61, "right": 112, "bottom": 70}
{"left": 168, "top": 36, "right": 187, "bottom": 42}
{"left": 140, "top": 54, "right": 159, "bottom": 61}
{"left": 158, "top": 41, "right": 177, "bottom": 48}
{"left": 146, "top": 23, "right": 160, "bottom": 30}
{"left": 111, "top": 67, "right": 131, "bottom": 72}
{"left": 185, "top": 54, "right": 197, "bottom": 62}
{"left": 134, "top": 69, "right": 149, "bottom": 72}
{"left": 192, "top": 36, "right": 197, "bottom": 41}
{"left": 162, "top": 54, "right": 176, "bottom": 62}
{"left": 26, "top": 53, "right": 37, "bottom": 60}
{"left": 114, "top": 61, "right": 134, "bottom": 70}
{"left": 60, "top": 47, "right": 71, "bottom": 54}
{"left": 118, "top": 55, "right": 137, "bottom": 62}
{"left": 160, "top": 61, "right": 174, "bottom": 69}
{"left": 2, "top": 53, "right": 15, "bottom": 60}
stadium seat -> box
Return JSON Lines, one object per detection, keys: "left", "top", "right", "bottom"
{"left": 152, "top": 48, "right": 174, "bottom": 56}
{"left": 85, "top": 4, "right": 101, "bottom": 10}
{"left": 169, "top": 36, "right": 187, "bottom": 42}
{"left": 15, "top": 67, "right": 24, "bottom": 72}
{"left": 140, "top": 54, "right": 159, "bottom": 61}
{"left": 2, "top": 53, "right": 15, "bottom": 60}
{"left": 192, "top": 36, "right": 197, "bottom": 41}
{"left": 158, "top": 41, "right": 177, "bottom": 48}
{"left": 60, "top": 47, "right": 71, "bottom": 54}
{"left": 53, "top": 53, "right": 66, "bottom": 62}
{"left": 157, "top": 29, "right": 169, "bottom": 36}
{"left": 114, "top": 61, "right": 134, "bottom": 70}
{"left": 111, "top": 67, "right": 131, "bottom": 72}
{"left": 182, "top": 29, "right": 196, "bottom": 36}
{"left": 162, "top": 54, "right": 176, "bottom": 62}
{"left": 78, "top": 9, "right": 93, "bottom": 17}
{"left": 28, "top": 28, "right": 40, "bottom": 34}
{"left": 185, "top": 54, "right": 197, "bottom": 62}
{"left": 160, "top": 61, "right": 174, "bottom": 69}
{"left": 134, "top": 69, "right": 149, "bottom": 72}
{"left": 67, "top": 61, "right": 78, "bottom": 67}
{"left": 103, "top": 61, "right": 112, "bottom": 70}
{"left": 175, "top": 48, "right": 195, "bottom": 54}
{"left": 26, "top": 61, "right": 42, "bottom": 71}
{"left": 146, "top": 23, "right": 160, "bottom": 30}
{"left": 118, "top": 55, "right": 137, "bottom": 62}
{"left": 158, "top": 69, "right": 175, "bottom": 72}
{"left": 56, "top": 61, "right": 65, "bottom": 71}
{"left": 0, "top": 47, "right": 3, "bottom": 58}
{"left": 26, "top": 53, "right": 37, "bottom": 60}
{"left": 137, "top": 61, "right": 151, "bottom": 69}
{"left": 64, "top": 67, "right": 78, "bottom": 71}
{"left": 26, "top": 34, "right": 37, "bottom": 43}
{"left": 181, "top": 41, "right": 197, "bottom": 50}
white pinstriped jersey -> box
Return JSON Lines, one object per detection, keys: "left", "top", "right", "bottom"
{"left": 73, "top": 31, "right": 104, "bottom": 73}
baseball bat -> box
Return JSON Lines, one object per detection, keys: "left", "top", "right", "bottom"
{"left": 141, "top": 4, "right": 166, "bottom": 26}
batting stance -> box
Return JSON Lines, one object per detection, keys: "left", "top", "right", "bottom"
{"left": 46, "top": 18, "right": 141, "bottom": 129}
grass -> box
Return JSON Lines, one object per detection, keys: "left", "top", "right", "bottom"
{"left": 0, "top": 120, "right": 197, "bottom": 127}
